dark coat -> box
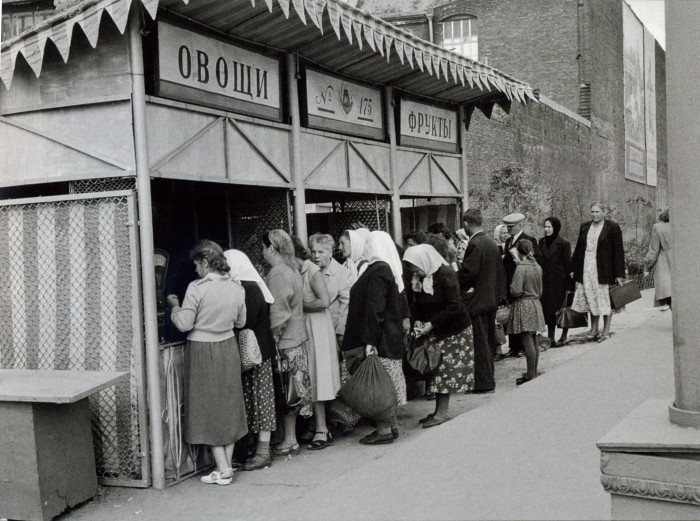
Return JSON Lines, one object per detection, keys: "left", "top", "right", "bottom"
{"left": 571, "top": 219, "right": 625, "bottom": 285}
{"left": 537, "top": 235, "right": 573, "bottom": 325}
{"left": 342, "top": 261, "right": 404, "bottom": 360}
{"left": 503, "top": 231, "right": 543, "bottom": 300}
{"left": 411, "top": 265, "right": 471, "bottom": 341}
{"left": 459, "top": 231, "right": 505, "bottom": 317}
{"left": 239, "top": 281, "right": 275, "bottom": 361}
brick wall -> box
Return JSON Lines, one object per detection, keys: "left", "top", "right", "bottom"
{"left": 365, "top": 0, "right": 666, "bottom": 241}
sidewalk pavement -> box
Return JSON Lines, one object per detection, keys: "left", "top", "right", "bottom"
{"left": 59, "top": 289, "right": 674, "bottom": 521}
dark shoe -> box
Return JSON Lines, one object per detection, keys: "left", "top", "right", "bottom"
{"left": 471, "top": 388, "right": 495, "bottom": 394}
{"left": 308, "top": 432, "right": 334, "bottom": 451}
{"left": 516, "top": 374, "right": 536, "bottom": 386}
{"left": 507, "top": 350, "right": 523, "bottom": 358}
{"left": 391, "top": 427, "right": 399, "bottom": 439}
{"left": 422, "top": 416, "right": 450, "bottom": 429}
{"left": 597, "top": 333, "right": 612, "bottom": 343}
{"left": 549, "top": 339, "right": 557, "bottom": 348}
{"left": 555, "top": 339, "right": 570, "bottom": 347}
{"left": 418, "top": 413, "right": 436, "bottom": 424}
{"left": 359, "top": 432, "right": 394, "bottom": 445}
{"left": 243, "top": 453, "right": 272, "bottom": 471}
{"left": 298, "top": 429, "right": 315, "bottom": 444}
{"left": 272, "top": 443, "right": 301, "bottom": 457}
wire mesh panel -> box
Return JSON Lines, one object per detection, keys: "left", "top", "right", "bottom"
{"left": 401, "top": 197, "right": 462, "bottom": 234}
{"left": 0, "top": 192, "right": 147, "bottom": 486}
{"left": 229, "top": 188, "right": 292, "bottom": 275}
{"left": 330, "top": 196, "right": 390, "bottom": 236}
{"left": 70, "top": 177, "right": 137, "bottom": 194}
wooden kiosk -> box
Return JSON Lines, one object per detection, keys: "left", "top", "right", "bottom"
{"left": 0, "top": 0, "right": 534, "bottom": 495}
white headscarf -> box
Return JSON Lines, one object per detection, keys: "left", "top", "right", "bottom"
{"left": 366, "top": 230, "right": 404, "bottom": 293}
{"left": 344, "top": 228, "right": 371, "bottom": 279}
{"left": 224, "top": 249, "right": 274, "bottom": 304}
{"left": 403, "top": 244, "right": 448, "bottom": 295}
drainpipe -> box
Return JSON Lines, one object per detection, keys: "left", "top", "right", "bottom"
{"left": 287, "top": 54, "right": 308, "bottom": 244}
{"left": 384, "top": 86, "right": 402, "bottom": 242}
{"left": 459, "top": 104, "right": 469, "bottom": 214}
{"left": 427, "top": 14, "right": 434, "bottom": 43}
{"left": 128, "top": 13, "right": 165, "bottom": 490}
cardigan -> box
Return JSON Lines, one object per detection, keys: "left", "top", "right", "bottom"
{"left": 412, "top": 265, "right": 471, "bottom": 341}
{"left": 171, "top": 272, "right": 246, "bottom": 342}
{"left": 342, "top": 261, "right": 404, "bottom": 360}
{"left": 265, "top": 263, "right": 308, "bottom": 349}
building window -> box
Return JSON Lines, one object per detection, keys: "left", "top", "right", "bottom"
{"left": 442, "top": 18, "right": 478, "bottom": 61}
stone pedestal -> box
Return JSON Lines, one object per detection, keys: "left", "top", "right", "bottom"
{"left": 598, "top": 400, "right": 700, "bottom": 520}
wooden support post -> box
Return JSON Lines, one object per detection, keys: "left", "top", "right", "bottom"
{"left": 385, "top": 86, "right": 402, "bottom": 242}
{"left": 287, "top": 54, "right": 307, "bottom": 244}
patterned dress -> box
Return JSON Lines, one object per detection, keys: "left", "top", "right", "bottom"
{"left": 427, "top": 326, "right": 475, "bottom": 394}
{"left": 572, "top": 221, "right": 612, "bottom": 316}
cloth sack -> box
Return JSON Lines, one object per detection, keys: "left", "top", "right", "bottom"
{"left": 404, "top": 333, "right": 441, "bottom": 377}
{"left": 343, "top": 345, "right": 366, "bottom": 375}
{"left": 609, "top": 280, "right": 642, "bottom": 310}
{"left": 338, "top": 354, "right": 396, "bottom": 422}
{"left": 495, "top": 304, "right": 511, "bottom": 325}
{"left": 555, "top": 291, "right": 588, "bottom": 329}
{"left": 237, "top": 329, "right": 262, "bottom": 371}
{"left": 273, "top": 351, "right": 302, "bottom": 412}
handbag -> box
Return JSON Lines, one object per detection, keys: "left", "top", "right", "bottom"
{"left": 405, "top": 333, "right": 442, "bottom": 377}
{"left": 495, "top": 304, "right": 511, "bottom": 325}
{"left": 555, "top": 291, "right": 588, "bottom": 329}
{"left": 609, "top": 280, "right": 642, "bottom": 310}
{"left": 237, "top": 329, "right": 262, "bottom": 371}
{"left": 273, "top": 348, "right": 302, "bottom": 411}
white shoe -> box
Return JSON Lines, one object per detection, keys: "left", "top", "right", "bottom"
{"left": 200, "top": 470, "right": 233, "bottom": 485}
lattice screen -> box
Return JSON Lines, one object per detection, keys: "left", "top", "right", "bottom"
{"left": 330, "top": 196, "right": 390, "bottom": 236}
{"left": 401, "top": 197, "right": 462, "bottom": 233}
{"left": 70, "top": 177, "right": 136, "bottom": 194}
{"left": 0, "top": 193, "right": 147, "bottom": 485}
{"left": 229, "top": 188, "right": 292, "bottom": 275}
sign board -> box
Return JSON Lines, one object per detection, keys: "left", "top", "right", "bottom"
{"left": 399, "top": 99, "right": 459, "bottom": 153}
{"left": 157, "top": 22, "right": 281, "bottom": 120}
{"left": 304, "top": 69, "right": 384, "bottom": 139}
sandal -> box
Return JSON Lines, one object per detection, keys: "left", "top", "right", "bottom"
{"left": 308, "top": 432, "right": 334, "bottom": 451}
{"left": 272, "top": 443, "right": 301, "bottom": 457}
{"left": 200, "top": 470, "right": 233, "bottom": 485}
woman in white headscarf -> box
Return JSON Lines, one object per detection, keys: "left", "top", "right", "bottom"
{"left": 403, "top": 244, "right": 474, "bottom": 428}
{"left": 338, "top": 228, "right": 371, "bottom": 280}
{"left": 224, "top": 249, "right": 277, "bottom": 471}
{"left": 342, "top": 231, "right": 406, "bottom": 445}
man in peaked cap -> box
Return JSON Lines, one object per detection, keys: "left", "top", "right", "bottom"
{"left": 502, "top": 212, "right": 543, "bottom": 357}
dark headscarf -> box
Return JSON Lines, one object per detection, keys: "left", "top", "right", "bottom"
{"left": 544, "top": 216, "right": 561, "bottom": 247}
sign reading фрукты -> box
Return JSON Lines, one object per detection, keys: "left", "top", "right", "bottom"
{"left": 399, "top": 99, "right": 458, "bottom": 152}
{"left": 157, "top": 21, "right": 281, "bottom": 119}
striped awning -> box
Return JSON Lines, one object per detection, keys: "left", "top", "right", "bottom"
{"left": 0, "top": 0, "right": 536, "bottom": 104}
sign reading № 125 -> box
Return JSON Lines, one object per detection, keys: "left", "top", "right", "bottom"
{"left": 158, "top": 22, "right": 281, "bottom": 113}
{"left": 305, "top": 69, "right": 383, "bottom": 138}
{"left": 400, "top": 99, "right": 458, "bottom": 152}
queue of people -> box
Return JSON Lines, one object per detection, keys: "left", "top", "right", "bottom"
{"left": 167, "top": 202, "right": 639, "bottom": 486}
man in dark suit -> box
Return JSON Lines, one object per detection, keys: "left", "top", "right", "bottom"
{"left": 502, "top": 212, "right": 543, "bottom": 357}
{"left": 459, "top": 209, "right": 505, "bottom": 393}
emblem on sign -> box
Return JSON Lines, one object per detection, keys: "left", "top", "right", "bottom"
{"left": 340, "top": 84, "right": 353, "bottom": 115}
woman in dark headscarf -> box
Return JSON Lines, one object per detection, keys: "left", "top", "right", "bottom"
{"left": 538, "top": 217, "right": 573, "bottom": 347}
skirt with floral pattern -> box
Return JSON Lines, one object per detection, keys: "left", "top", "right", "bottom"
{"left": 428, "top": 326, "right": 475, "bottom": 395}
{"left": 242, "top": 358, "right": 277, "bottom": 433}
{"left": 276, "top": 342, "right": 313, "bottom": 418}
{"left": 379, "top": 356, "right": 407, "bottom": 407}
{"left": 507, "top": 297, "right": 546, "bottom": 335}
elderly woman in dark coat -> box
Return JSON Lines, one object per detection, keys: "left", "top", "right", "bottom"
{"left": 404, "top": 244, "right": 474, "bottom": 428}
{"left": 538, "top": 217, "right": 573, "bottom": 347}
{"left": 570, "top": 203, "right": 626, "bottom": 343}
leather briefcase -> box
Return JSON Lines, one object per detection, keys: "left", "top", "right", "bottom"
{"left": 609, "top": 280, "right": 642, "bottom": 310}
